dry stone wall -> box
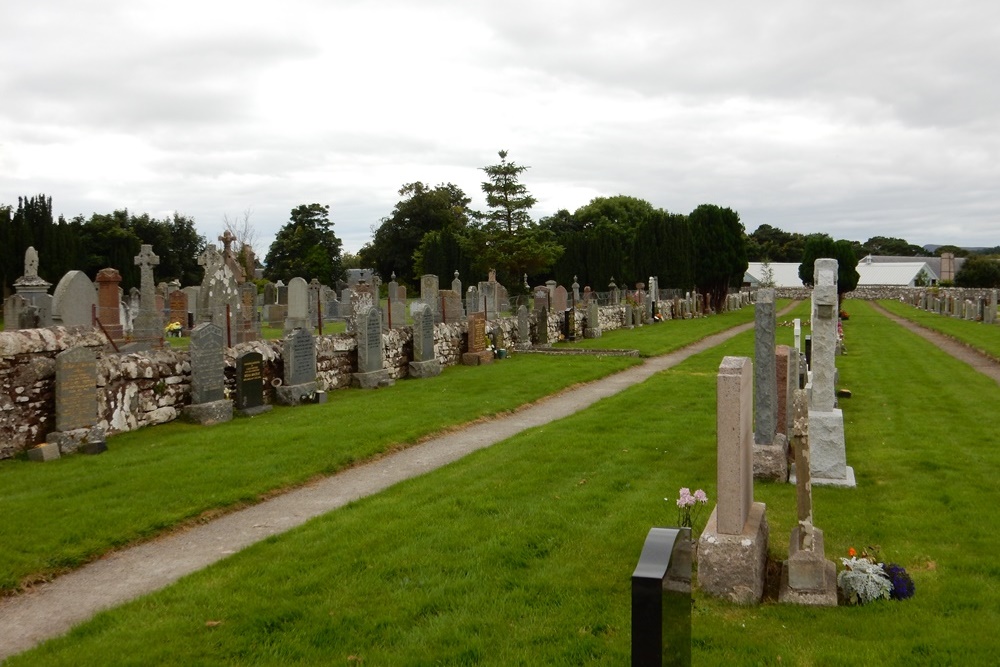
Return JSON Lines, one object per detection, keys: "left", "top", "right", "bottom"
{"left": 1, "top": 301, "right": 749, "bottom": 459}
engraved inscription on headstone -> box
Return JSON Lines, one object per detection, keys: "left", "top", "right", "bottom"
{"left": 236, "top": 351, "right": 265, "bottom": 411}
{"left": 55, "top": 347, "right": 98, "bottom": 432}
{"left": 285, "top": 328, "right": 317, "bottom": 386}
{"left": 413, "top": 304, "right": 435, "bottom": 362}
{"left": 190, "top": 323, "right": 226, "bottom": 404}
{"left": 358, "top": 306, "right": 384, "bottom": 373}
{"left": 468, "top": 312, "right": 486, "bottom": 352}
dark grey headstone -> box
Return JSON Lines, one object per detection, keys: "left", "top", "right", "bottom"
{"left": 190, "top": 323, "right": 226, "bottom": 404}
{"left": 517, "top": 305, "right": 529, "bottom": 344}
{"left": 55, "top": 346, "right": 98, "bottom": 432}
{"left": 284, "top": 328, "right": 316, "bottom": 386}
{"left": 236, "top": 351, "right": 265, "bottom": 412}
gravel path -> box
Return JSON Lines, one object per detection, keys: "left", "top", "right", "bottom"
{"left": 870, "top": 303, "right": 1000, "bottom": 386}
{"left": 0, "top": 318, "right": 759, "bottom": 662}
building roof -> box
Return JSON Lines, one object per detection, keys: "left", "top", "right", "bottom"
{"left": 744, "top": 262, "right": 805, "bottom": 288}
{"left": 860, "top": 254, "right": 965, "bottom": 279}
{"left": 856, "top": 261, "right": 938, "bottom": 287}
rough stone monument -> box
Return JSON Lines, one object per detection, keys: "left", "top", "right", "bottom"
{"left": 752, "top": 288, "right": 788, "bottom": 482}
{"left": 698, "top": 356, "right": 769, "bottom": 604}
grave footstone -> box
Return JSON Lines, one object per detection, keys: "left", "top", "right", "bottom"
{"left": 236, "top": 351, "right": 272, "bottom": 416}
{"left": 183, "top": 322, "right": 233, "bottom": 425}
{"left": 697, "top": 356, "right": 768, "bottom": 604}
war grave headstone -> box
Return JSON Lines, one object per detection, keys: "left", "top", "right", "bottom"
{"left": 34, "top": 346, "right": 106, "bottom": 459}
{"left": 778, "top": 388, "right": 838, "bottom": 605}
{"left": 275, "top": 327, "right": 318, "bottom": 405}
{"left": 235, "top": 351, "right": 272, "bottom": 416}
{"left": 698, "top": 356, "right": 769, "bottom": 604}
{"left": 409, "top": 303, "right": 442, "bottom": 379}
{"left": 284, "top": 277, "right": 310, "bottom": 333}
{"left": 516, "top": 305, "right": 531, "bottom": 349}
{"left": 95, "top": 268, "right": 124, "bottom": 341}
{"left": 353, "top": 306, "right": 395, "bottom": 388}
{"left": 440, "top": 289, "right": 463, "bottom": 325}
{"left": 462, "top": 311, "right": 493, "bottom": 366}
{"left": 52, "top": 270, "right": 97, "bottom": 329}
{"left": 183, "top": 323, "right": 234, "bottom": 425}
{"left": 752, "top": 288, "right": 788, "bottom": 482}
{"left": 808, "top": 259, "right": 854, "bottom": 487}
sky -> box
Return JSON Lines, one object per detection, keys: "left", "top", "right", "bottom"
{"left": 2, "top": 0, "right": 999, "bottom": 259}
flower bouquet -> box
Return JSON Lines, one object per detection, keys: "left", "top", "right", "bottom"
{"left": 669, "top": 487, "right": 708, "bottom": 529}
{"left": 838, "top": 546, "right": 915, "bottom": 605}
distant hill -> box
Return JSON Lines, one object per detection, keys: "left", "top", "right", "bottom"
{"left": 923, "top": 244, "right": 994, "bottom": 254}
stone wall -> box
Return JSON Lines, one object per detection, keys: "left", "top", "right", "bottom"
{"left": 0, "top": 301, "right": 748, "bottom": 459}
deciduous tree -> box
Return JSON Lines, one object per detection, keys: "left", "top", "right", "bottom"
{"left": 264, "top": 204, "right": 344, "bottom": 285}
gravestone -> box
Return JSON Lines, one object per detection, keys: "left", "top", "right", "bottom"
{"left": 263, "top": 282, "right": 276, "bottom": 305}
{"left": 421, "top": 274, "right": 440, "bottom": 319}
{"left": 584, "top": 300, "right": 602, "bottom": 339}
{"left": 552, "top": 285, "right": 568, "bottom": 313}
{"left": 8, "top": 246, "right": 54, "bottom": 329}
{"left": 778, "top": 389, "right": 838, "bottom": 605}
{"left": 275, "top": 328, "right": 318, "bottom": 405}
{"left": 353, "top": 306, "right": 394, "bottom": 388}
{"left": 168, "top": 289, "right": 188, "bottom": 334}
{"left": 42, "top": 346, "right": 106, "bottom": 456}
{"left": 793, "top": 318, "right": 802, "bottom": 352}
{"left": 132, "top": 244, "right": 163, "bottom": 345}
{"left": 276, "top": 280, "right": 287, "bottom": 305}
{"left": 52, "top": 271, "right": 97, "bottom": 328}
{"left": 466, "top": 285, "right": 481, "bottom": 314}
{"left": 451, "top": 271, "right": 462, "bottom": 302}
{"left": 609, "top": 279, "right": 620, "bottom": 306}
{"left": 349, "top": 282, "right": 377, "bottom": 334}
{"left": 624, "top": 303, "right": 634, "bottom": 329}
{"left": 462, "top": 311, "right": 493, "bottom": 366}
{"left": 238, "top": 282, "right": 260, "bottom": 343}
{"left": 535, "top": 306, "right": 549, "bottom": 346}
{"left": 183, "top": 323, "right": 233, "bottom": 425}
{"left": 698, "top": 356, "right": 769, "bottom": 604}
{"left": 440, "top": 290, "right": 463, "bottom": 325}
{"left": 808, "top": 259, "right": 854, "bottom": 487}
{"left": 197, "top": 244, "right": 240, "bottom": 341}
{"left": 753, "top": 288, "right": 787, "bottom": 482}
{"left": 532, "top": 286, "right": 549, "bottom": 312}
{"left": 95, "top": 268, "right": 124, "bottom": 340}
{"left": 284, "top": 277, "right": 310, "bottom": 333}
{"left": 564, "top": 307, "right": 576, "bottom": 342}
{"left": 632, "top": 527, "right": 692, "bottom": 666}
{"left": 235, "top": 351, "right": 272, "bottom": 416}
{"left": 409, "top": 303, "right": 442, "bottom": 378}
{"left": 516, "top": 305, "right": 531, "bottom": 349}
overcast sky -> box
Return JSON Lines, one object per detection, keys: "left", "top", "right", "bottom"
{"left": 3, "top": 1, "right": 999, "bottom": 259}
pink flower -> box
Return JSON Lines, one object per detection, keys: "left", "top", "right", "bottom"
{"left": 693, "top": 489, "right": 708, "bottom": 504}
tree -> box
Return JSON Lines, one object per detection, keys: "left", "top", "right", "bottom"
{"left": 689, "top": 204, "right": 747, "bottom": 312}
{"left": 955, "top": 255, "right": 1000, "bottom": 287}
{"left": 799, "top": 234, "right": 859, "bottom": 297}
{"left": 933, "top": 244, "right": 970, "bottom": 258}
{"left": 264, "top": 204, "right": 344, "bottom": 285}
{"left": 470, "top": 150, "right": 562, "bottom": 288}
{"left": 359, "top": 182, "right": 472, "bottom": 286}
{"left": 862, "top": 236, "right": 924, "bottom": 257}
{"left": 746, "top": 224, "right": 807, "bottom": 262}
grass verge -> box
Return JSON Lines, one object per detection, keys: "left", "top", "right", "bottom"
{"left": 875, "top": 298, "right": 1000, "bottom": 360}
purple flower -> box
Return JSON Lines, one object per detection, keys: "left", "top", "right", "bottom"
{"left": 885, "top": 563, "right": 915, "bottom": 600}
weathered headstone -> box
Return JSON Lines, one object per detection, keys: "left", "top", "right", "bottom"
{"left": 409, "top": 303, "right": 442, "bottom": 378}
{"left": 94, "top": 268, "right": 124, "bottom": 340}
{"left": 284, "top": 277, "right": 310, "bottom": 333}
{"left": 517, "top": 305, "right": 531, "bottom": 349}
{"left": 552, "top": 285, "right": 568, "bottom": 313}
{"left": 440, "top": 290, "right": 463, "bottom": 325}
{"left": 8, "top": 246, "right": 54, "bottom": 329}
{"left": 132, "top": 245, "right": 163, "bottom": 345}
{"left": 532, "top": 286, "right": 549, "bottom": 312}
{"left": 353, "top": 306, "right": 394, "bottom": 388}
{"left": 44, "top": 346, "right": 106, "bottom": 455}
{"left": 183, "top": 323, "right": 233, "bottom": 425}
{"left": 451, "top": 271, "right": 462, "bottom": 301}
{"left": 535, "top": 306, "right": 549, "bottom": 346}
{"left": 698, "top": 356, "right": 769, "bottom": 604}
{"left": 808, "top": 259, "right": 854, "bottom": 487}
{"left": 466, "top": 285, "right": 481, "bottom": 315}
{"left": 421, "top": 274, "right": 439, "bottom": 319}
{"left": 462, "top": 311, "right": 493, "bottom": 365}
{"left": 168, "top": 289, "right": 188, "bottom": 334}
{"left": 778, "top": 389, "right": 838, "bottom": 605}
{"left": 235, "top": 351, "right": 272, "bottom": 416}
{"left": 52, "top": 271, "right": 97, "bottom": 329}
{"left": 275, "top": 328, "right": 318, "bottom": 405}
{"left": 753, "top": 288, "right": 787, "bottom": 482}
{"left": 584, "top": 300, "right": 602, "bottom": 339}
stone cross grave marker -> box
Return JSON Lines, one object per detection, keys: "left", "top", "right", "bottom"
{"left": 133, "top": 244, "right": 162, "bottom": 341}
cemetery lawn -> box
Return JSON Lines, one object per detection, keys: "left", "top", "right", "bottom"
{"left": 875, "top": 298, "right": 1000, "bottom": 360}
{"left": 7, "top": 298, "right": 998, "bottom": 665}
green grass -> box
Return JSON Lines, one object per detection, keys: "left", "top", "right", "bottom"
{"left": 875, "top": 298, "right": 1000, "bottom": 360}
{"left": 11, "top": 298, "right": 997, "bottom": 664}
